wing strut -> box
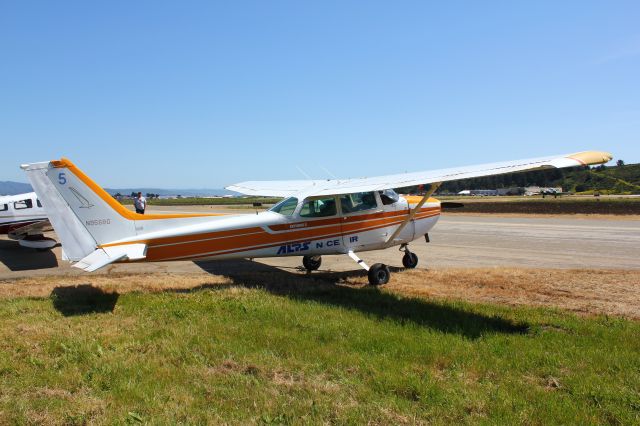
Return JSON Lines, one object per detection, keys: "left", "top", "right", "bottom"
{"left": 385, "top": 182, "right": 442, "bottom": 246}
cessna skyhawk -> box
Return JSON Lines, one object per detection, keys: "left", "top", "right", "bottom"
{"left": 21, "top": 151, "right": 612, "bottom": 284}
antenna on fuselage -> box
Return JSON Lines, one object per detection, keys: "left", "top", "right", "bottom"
{"left": 295, "top": 165, "right": 313, "bottom": 180}
{"left": 319, "top": 165, "right": 337, "bottom": 180}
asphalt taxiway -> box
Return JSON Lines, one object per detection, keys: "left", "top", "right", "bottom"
{"left": 1, "top": 212, "right": 638, "bottom": 280}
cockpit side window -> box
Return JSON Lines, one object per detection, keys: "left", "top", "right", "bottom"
{"left": 379, "top": 189, "right": 400, "bottom": 205}
{"left": 269, "top": 197, "right": 298, "bottom": 216}
{"left": 37, "top": 199, "right": 43, "bottom": 208}
{"left": 14, "top": 199, "right": 33, "bottom": 210}
{"left": 0, "top": 204, "right": 7, "bottom": 212}
{"left": 299, "top": 197, "right": 337, "bottom": 218}
{"left": 339, "top": 192, "right": 378, "bottom": 214}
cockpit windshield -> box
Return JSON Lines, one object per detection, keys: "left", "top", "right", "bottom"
{"left": 269, "top": 197, "right": 298, "bottom": 216}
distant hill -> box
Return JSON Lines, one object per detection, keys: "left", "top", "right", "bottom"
{"left": 0, "top": 181, "right": 236, "bottom": 197}
{"left": 0, "top": 181, "right": 33, "bottom": 195}
{"left": 438, "top": 162, "right": 640, "bottom": 194}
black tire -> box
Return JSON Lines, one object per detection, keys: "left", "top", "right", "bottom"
{"left": 402, "top": 252, "right": 418, "bottom": 268}
{"left": 302, "top": 255, "right": 322, "bottom": 271}
{"left": 368, "top": 263, "right": 390, "bottom": 286}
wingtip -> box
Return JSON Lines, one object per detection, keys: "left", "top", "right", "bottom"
{"left": 567, "top": 151, "right": 614, "bottom": 166}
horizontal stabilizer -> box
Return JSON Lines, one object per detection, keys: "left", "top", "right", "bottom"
{"left": 73, "top": 244, "right": 147, "bottom": 272}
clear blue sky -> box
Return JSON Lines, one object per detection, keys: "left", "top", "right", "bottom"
{"left": 1, "top": 1, "right": 638, "bottom": 188}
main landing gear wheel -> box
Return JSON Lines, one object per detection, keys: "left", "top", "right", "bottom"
{"left": 402, "top": 252, "right": 418, "bottom": 268}
{"left": 368, "top": 263, "right": 390, "bottom": 286}
{"left": 302, "top": 255, "right": 322, "bottom": 271}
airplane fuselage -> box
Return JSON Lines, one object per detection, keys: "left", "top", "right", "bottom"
{"left": 98, "top": 196, "right": 441, "bottom": 263}
{"left": 0, "top": 192, "right": 47, "bottom": 234}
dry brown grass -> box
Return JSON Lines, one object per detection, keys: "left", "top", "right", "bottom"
{"left": 1, "top": 268, "right": 639, "bottom": 319}
{"left": 0, "top": 272, "right": 228, "bottom": 299}
{"left": 387, "top": 268, "right": 640, "bottom": 319}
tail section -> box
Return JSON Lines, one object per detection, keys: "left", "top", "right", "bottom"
{"left": 22, "top": 157, "right": 228, "bottom": 271}
{"left": 22, "top": 158, "right": 137, "bottom": 247}
{"left": 21, "top": 158, "right": 140, "bottom": 268}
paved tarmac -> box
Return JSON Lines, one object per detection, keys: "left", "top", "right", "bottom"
{"left": 0, "top": 213, "right": 638, "bottom": 280}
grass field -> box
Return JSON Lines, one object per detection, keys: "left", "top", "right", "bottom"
{"left": 0, "top": 272, "right": 638, "bottom": 424}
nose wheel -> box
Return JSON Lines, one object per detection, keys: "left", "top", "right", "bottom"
{"left": 302, "top": 255, "right": 322, "bottom": 271}
{"left": 400, "top": 245, "right": 418, "bottom": 268}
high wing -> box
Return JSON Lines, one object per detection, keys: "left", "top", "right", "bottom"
{"left": 227, "top": 180, "right": 328, "bottom": 198}
{"left": 226, "top": 151, "right": 613, "bottom": 197}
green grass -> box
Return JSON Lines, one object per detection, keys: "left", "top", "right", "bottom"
{"left": 0, "top": 284, "right": 639, "bottom": 424}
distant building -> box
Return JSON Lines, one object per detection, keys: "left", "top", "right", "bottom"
{"left": 457, "top": 189, "right": 498, "bottom": 196}
{"left": 524, "top": 186, "right": 562, "bottom": 196}
{"left": 497, "top": 187, "right": 525, "bottom": 196}
{"left": 456, "top": 187, "right": 561, "bottom": 196}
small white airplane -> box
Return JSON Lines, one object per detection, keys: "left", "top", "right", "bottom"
{"left": 21, "top": 151, "right": 612, "bottom": 284}
{"left": 0, "top": 192, "right": 56, "bottom": 250}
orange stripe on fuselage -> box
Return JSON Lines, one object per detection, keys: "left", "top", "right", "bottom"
{"left": 152, "top": 211, "right": 442, "bottom": 262}
{"left": 51, "top": 158, "right": 226, "bottom": 221}
{"left": 137, "top": 207, "right": 440, "bottom": 261}
{"left": 101, "top": 207, "right": 440, "bottom": 249}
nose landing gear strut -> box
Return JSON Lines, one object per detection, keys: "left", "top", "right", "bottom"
{"left": 400, "top": 244, "right": 418, "bottom": 268}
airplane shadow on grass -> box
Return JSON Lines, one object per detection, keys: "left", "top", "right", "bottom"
{"left": 51, "top": 285, "right": 119, "bottom": 316}
{"left": 0, "top": 239, "right": 59, "bottom": 271}
{"left": 194, "top": 259, "right": 529, "bottom": 339}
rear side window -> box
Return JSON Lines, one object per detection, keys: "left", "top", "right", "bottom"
{"left": 339, "top": 192, "right": 378, "bottom": 213}
{"left": 14, "top": 199, "right": 33, "bottom": 210}
{"left": 300, "top": 197, "right": 337, "bottom": 218}
{"left": 0, "top": 204, "right": 7, "bottom": 211}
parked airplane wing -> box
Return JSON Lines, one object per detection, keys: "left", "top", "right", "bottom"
{"left": 7, "top": 219, "right": 52, "bottom": 240}
{"left": 226, "top": 151, "right": 613, "bottom": 197}
{"left": 226, "top": 180, "right": 328, "bottom": 197}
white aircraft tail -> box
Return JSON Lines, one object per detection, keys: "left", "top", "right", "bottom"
{"left": 21, "top": 159, "right": 142, "bottom": 269}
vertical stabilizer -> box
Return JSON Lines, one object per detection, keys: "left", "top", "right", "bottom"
{"left": 21, "top": 158, "right": 138, "bottom": 261}
{"left": 21, "top": 161, "right": 97, "bottom": 261}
